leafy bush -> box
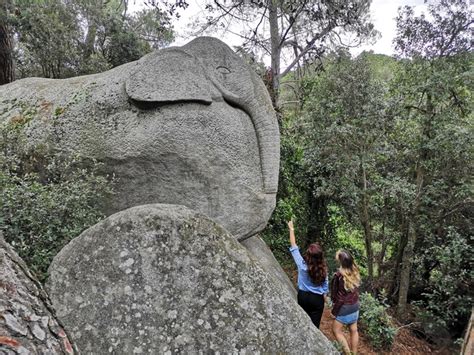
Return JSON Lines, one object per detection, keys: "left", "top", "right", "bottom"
{"left": 0, "top": 126, "right": 114, "bottom": 282}
{"left": 261, "top": 115, "right": 336, "bottom": 267}
{"left": 261, "top": 127, "right": 313, "bottom": 266}
{"left": 412, "top": 228, "right": 473, "bottom": 342}
{"left": 325, "top": 205, "right": 368, "bottom": 277}
{"left": 359, "top": 291, "right": 397, "bottom": 350}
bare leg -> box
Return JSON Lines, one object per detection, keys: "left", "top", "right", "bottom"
{"left": 332, "top": 320, "right": 350, "bottom": 354}
{"left": 349, "top": 322, "right": 359, "bottom": 354}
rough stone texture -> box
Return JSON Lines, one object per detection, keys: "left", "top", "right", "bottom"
{"left": 241, "top": 235, "right": 297, "bottom": 299}
{"left": 0, "top": 37, "right": 280, "bottom": 241}
{"left": 47, "top": 204, "right": 336, "bottom": 354}
{"left": 0, "top": 236, "right": 76, "bottom": 354}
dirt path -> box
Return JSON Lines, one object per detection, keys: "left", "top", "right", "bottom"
{"left": 319, "top": 307, "right": 447, "bottom": 354}
{"left": 319, "top": 308, "right": 378, "bottom": 354}
{"left": 285, "top": 267, "right": 447, "bottom": 353}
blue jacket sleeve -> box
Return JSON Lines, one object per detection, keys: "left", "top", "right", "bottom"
{"left": 289, "top": 246, "right": 304, "bottom": 269}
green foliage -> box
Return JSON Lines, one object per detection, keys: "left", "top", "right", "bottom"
{"left": 300, "top": 49, "right": 398, "bottom": 280}
{"left": 394, "top": 0, "right": 472, "bottom": 60}
{"left": 76, "top": 52, "right": 112, "bottom": 75}
{"left": 264, "top": 12, "right": 472, "bottom": 342}
{"left": 261, "top": 109, "right": 336, "bottom": 267}
{"left": 12, "top": 0, "right": 82, "bottom": 78}
{"left": 7, "top": 0, "right": 176, "bottom": 78}
{"left": 255, "top": 0, "right": 473, "bottom": 349}
{"left": 359, "top": 291, "right": 397, "bottom": 350}
{"left": 325, "top": 205, "right": 367, "bottom": 276}
{"left": 261, "top": 126, "right": 311, "bottom": 266}
{"left": 389, "top": 0, "right": 473, "bottom": 325}
{"left": 198, "top": 0, "right": 376, "bottom": 101}
{"left": 412, "top": 229, "right": 473, "bottom": 343}
{"left": 301, "top": 50, "right": 392, "bottom": 208}
{"left": 0, "top": 125, "right": 114, "bottom": 282}
{"left": 103, "top": 20, "right": 151, "bottom": 68}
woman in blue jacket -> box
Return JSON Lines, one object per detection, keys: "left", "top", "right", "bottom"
{"left": 288, "top": 220, "right": 328, "bottom": 328}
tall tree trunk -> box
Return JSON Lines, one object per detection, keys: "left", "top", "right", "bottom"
{"left": 377, "top": 196, "right": 388, "bottom": 278}
{"left": 0, "top": 21, "right": 14, "bottom": 85}
{"left": 461, "top": 308, "right": 474, "bottom": 355}
{"left": 0, "top": 236, "right": 78, "bottom": 353}
{"left": 396, "top": 92, "right": 433, "bottom": 318}
{"left": 396, "top": 219, "right": 417, "bottom": 318}
{"left": 397, "top": 168, "right": 423, "bottom": 317}
{"left": 83, "top": 21, "right": 97, "bottom": 60}
{"left": 359, "top": 158, "right": 374, "bottom": 282}
{"left": 390, "top": 215, "right": 408, "bottom": 299}
{"left": 267, "top": 0, "right": 280, "bottom": 109}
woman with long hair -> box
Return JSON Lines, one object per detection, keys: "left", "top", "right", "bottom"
{"left": 331, "top": 249, "right": 361, "bottom": 354}
{"left": 287, "top": 220, "right": 328, "bottom": 328}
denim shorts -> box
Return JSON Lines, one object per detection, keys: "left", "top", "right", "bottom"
{"left": 336, "top": 310, "right": 359, "bottom": 325}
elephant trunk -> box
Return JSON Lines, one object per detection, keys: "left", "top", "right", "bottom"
{"left": 212, "top": 78, "right": 280, "bottom": 194}
{"left": 245, "top": 100, "right": 280, "bottom": 194}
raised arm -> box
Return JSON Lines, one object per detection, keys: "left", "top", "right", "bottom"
{"left": 288, "top": 220, "right": 297, "bottom": 247}
{"left": 288, "top": 220, "right": 304, "bottom": 269}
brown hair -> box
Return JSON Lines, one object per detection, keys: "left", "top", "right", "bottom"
{"left": 304, "top": 243, "right": 328, "bottom": 284}
{"left": 336, "top": 249, "right": 361, "bottom": 291}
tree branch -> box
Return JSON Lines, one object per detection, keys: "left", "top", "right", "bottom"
{"left": 213, "top": 0, "right": 249, "bottom": 22}
{"left": 404, "top": 104, "right": 427, "bottom": 114}
{"left": 252, "top": 5, "right": 267, "bottom": 41}
{"left": 279, "top": 23, "right": 335, "bottom": 78}
{"left": 279, "top": 0, "right": 308, "bottom": 47}
{"left": 439, "top": 18, "right": 474, "bottom": 57}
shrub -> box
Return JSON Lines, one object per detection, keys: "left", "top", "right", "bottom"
{"left": 261, "top": 132, "right": 313, "bottom": 266}
{"left": 0, "top": 125, "right": 114, "bottom": 282}
{"left": 359, "top": 291, "right": 397, "bottom": 350}
{"left": 325, "top": 205, "right": 368, "bottom": 277}
{"left": 261, "top": 126, "right": 336, "bottom": 267}
{"left": 412, "top": 228, "right": 473, "bottom": 343}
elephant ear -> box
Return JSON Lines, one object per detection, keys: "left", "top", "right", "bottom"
{"left": 125, "top": 48, "right": 213, "bottom": 104}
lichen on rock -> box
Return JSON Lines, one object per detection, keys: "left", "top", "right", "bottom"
{"left": 0, "top": 236, "right": 76, "bottom": 354}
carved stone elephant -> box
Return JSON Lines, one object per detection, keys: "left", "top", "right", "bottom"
{"left": 0, "top": 37, "right": 280, "bottom": 240}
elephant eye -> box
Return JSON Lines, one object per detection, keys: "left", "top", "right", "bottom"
{"left": 216, "top": 66, "right": 231, "bottom": 75}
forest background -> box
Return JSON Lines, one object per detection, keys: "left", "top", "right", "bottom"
{"left": 0, "top": 0, "right": 472, "bottom": 352}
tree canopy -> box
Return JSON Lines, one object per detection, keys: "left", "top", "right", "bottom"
{"left": 262, "top": 0, "right": 473, "bottom": 345}
{"left": 194, "top": 0, "right": 377, "bottom": 106}
{"left": 0, "top": 0, "right": 177, "bottom": 82}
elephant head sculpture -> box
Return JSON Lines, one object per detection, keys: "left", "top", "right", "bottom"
{"left": 126, "top": 37, "right": 279, "bottom": 194}
{"left": 0, "top": 37, "right": 280, "bottom": 240}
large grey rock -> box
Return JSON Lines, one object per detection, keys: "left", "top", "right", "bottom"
{"left": 46, "top": 204, "right": 336, "bottom": 354}
{"left": 0, "top": 236, "right": 76, "bottom": 354}
{"left": 0, "top": 37, "right": 280, "bottom": 240}
{"left": 242, "top": 235, "right": 297, "bottom": 299}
